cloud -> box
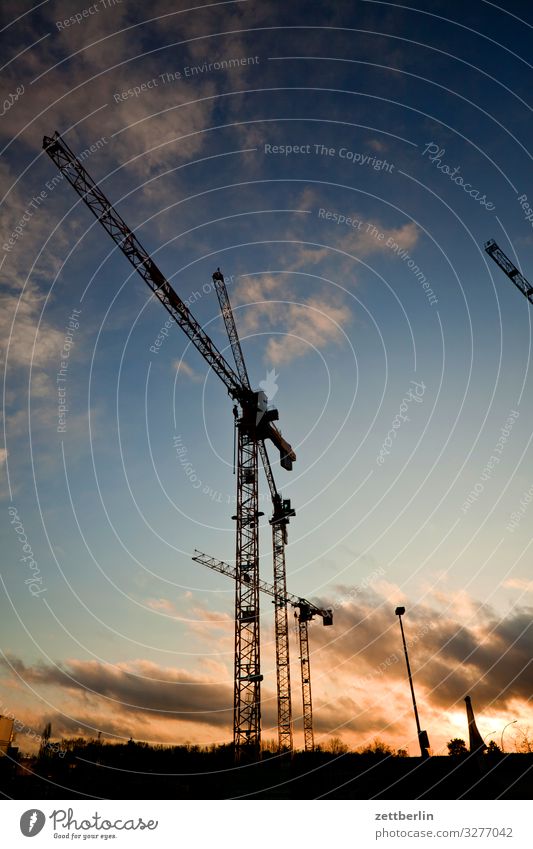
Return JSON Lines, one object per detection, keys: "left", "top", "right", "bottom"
{"left": 0, "top": 651, "right": 280, "bottom": 746}
{"left": 233, "top": 273, "right": 353, "bottom": 365}
{"left": 0, "top": 0, "right": 276, "bottom": 302}
{"left": 0, "top": 4, "right": 216, "bottom": 169}
{"left": 265, "top": 296, "right": 352, "bottom": 366}
{"left": 3, "top": 581, "right": 532, "bottom": 752}
{"left": 295, "top": 218, "right": 419, "bottom": 264}
{"left": 0, "top": 449, "right": 7, "bottom": 467}
{"left": 284, "top": 190, "right": 420, "bottom": 270}
{"left": 0, "top": 157, "right": 75, "bottom": 291}
{"left": 221, "top": 210, "right": 418, "bottom": 366}
{"left": 173, "top": 359, "right": 203, "bottom": 382}
{"left": 2, "top": 654, "right": 234, "bottom": 726}
{"left": 144, "top": 597, "right": 233, "bottom": 629}
{"left": 191, "top": 606, "right": 233, "bottom": 626}
{"left": 348, "top": 221, "right": 419, "bottom": 258}
{"left": 0, "top": 280, "right": 65, "bottom": 372}
{"left": 235, "top": 273, "right": 286, "bottom": 305}
{"left": 503, "top": 578, "right": 533, "bottom": 593}
{"left": 311, "top": 586, "right": 533, "bottom": 716}
{"left": 368, "top": 139, "right": 388, "bottom": 153}
{"left": 145, "top": 597, "right": 180, "bottom": 615}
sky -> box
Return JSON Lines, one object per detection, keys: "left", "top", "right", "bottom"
{"left": 1, "top": 0, "right": 532, "bottom": 759}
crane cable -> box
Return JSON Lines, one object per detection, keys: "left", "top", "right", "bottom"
{"left": 232, "top": 405, "right": 238, "bottom": 475}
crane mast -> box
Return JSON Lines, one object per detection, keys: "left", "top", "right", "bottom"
{"left": 271, "top": 509, "right": 293, "bottom": 751}
{"left": 193, "top": 549, "right": 333, "bottom": 752}
{"left": 296, "top": 604, "right": 316, "bottom": 752}
{"left": 43, "top": 131, "right": 297, "bottom": 761}
{"left": 211, "top": 268, "right": 296, "bottom": 752}
{"left": 233, "top": 408, "right": 261, "bottom": 753}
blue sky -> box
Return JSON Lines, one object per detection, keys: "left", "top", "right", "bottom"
{"left": 1, "top": 0, "right": 532, "bottom": 756}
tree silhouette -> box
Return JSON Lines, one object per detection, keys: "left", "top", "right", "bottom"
{"left": 38, "top": 722, "right": 51, "bottom": 760}
{"left": 486, "top": 740, "right": 502, "bottom": 756}
{"left": 326, "top": 736, "right": 349, "bottom": 755}
{"left": 513, "top": 726, "right": 533, "bottom": 753}
{"left": 447, "top": 738, "right": 468, "bottom": 757}
{"left": 358, "top": 738, "right": 394, "bottom": 756}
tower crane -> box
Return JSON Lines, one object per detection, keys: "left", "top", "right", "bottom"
{"left": 192, "top": 549, "right": 333, "bottom": 751}
{"left": 485, "top": 239, "right": 533, "bottom": 304}
{"left": 43, "top": 131, "right": 297, "bottom": 760}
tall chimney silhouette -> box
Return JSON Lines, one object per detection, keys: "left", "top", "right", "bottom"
{"left": 464, "top": 695, "right": 487, "bottom": 754}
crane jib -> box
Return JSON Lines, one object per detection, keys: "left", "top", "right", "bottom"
{"left": 43, "top": 132, "right": 297, "bottom": 462}
{"left": 42, "top": 132, "right": 242, "bottom": 398}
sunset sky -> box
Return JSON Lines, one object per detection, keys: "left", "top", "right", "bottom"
{"left": 1, "top": 0, "right": 532, "bottom": 759}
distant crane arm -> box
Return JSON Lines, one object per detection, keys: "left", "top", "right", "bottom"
{"left": 192, "top": 549, "right": 332, "bottom": 623}
{"left": 485, "top": 239, "right": 533, "bottom": 304}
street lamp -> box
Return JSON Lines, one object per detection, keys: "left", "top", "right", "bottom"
{"left": 500, "top": 720, "right": 517, "bottom": 753}
{"left": 395, "top": 606, "right": 430, "bottom": 759}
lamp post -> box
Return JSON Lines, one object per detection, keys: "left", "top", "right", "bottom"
{"left": 500, "top": 720, "right": 517, "bottom": 753}
{"left": 395, "top": 606, "right": 430, "bottom": 759}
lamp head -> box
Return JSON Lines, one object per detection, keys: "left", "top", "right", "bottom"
{"left": 395, "top": 606, "right": 405, "bottom": 616}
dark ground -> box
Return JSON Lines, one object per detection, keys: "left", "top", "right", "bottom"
{"left": 1, "top": 750, "right": 532, "bottom": 800}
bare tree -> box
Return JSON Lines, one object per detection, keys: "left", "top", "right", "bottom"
{"left": 513, "top": 725, "right": 533, "bottom": 754}
{"left": 38, "top": 722, "right": 51, "bottom": 759}
{"left": 358, "top": 738, "right": 394, "bottom": 756}
{"left": 326, "top": 736, "right": 349, "bottom": 755}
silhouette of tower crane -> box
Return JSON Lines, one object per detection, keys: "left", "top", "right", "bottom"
{"left": 211, "top": 269, "right": 297, "bottom": 752}
{"left": 192, "top": 549, "right": 333, "bottom": 751}
{"left": 43, "top": 131, "right": 297, "bottom": 761}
